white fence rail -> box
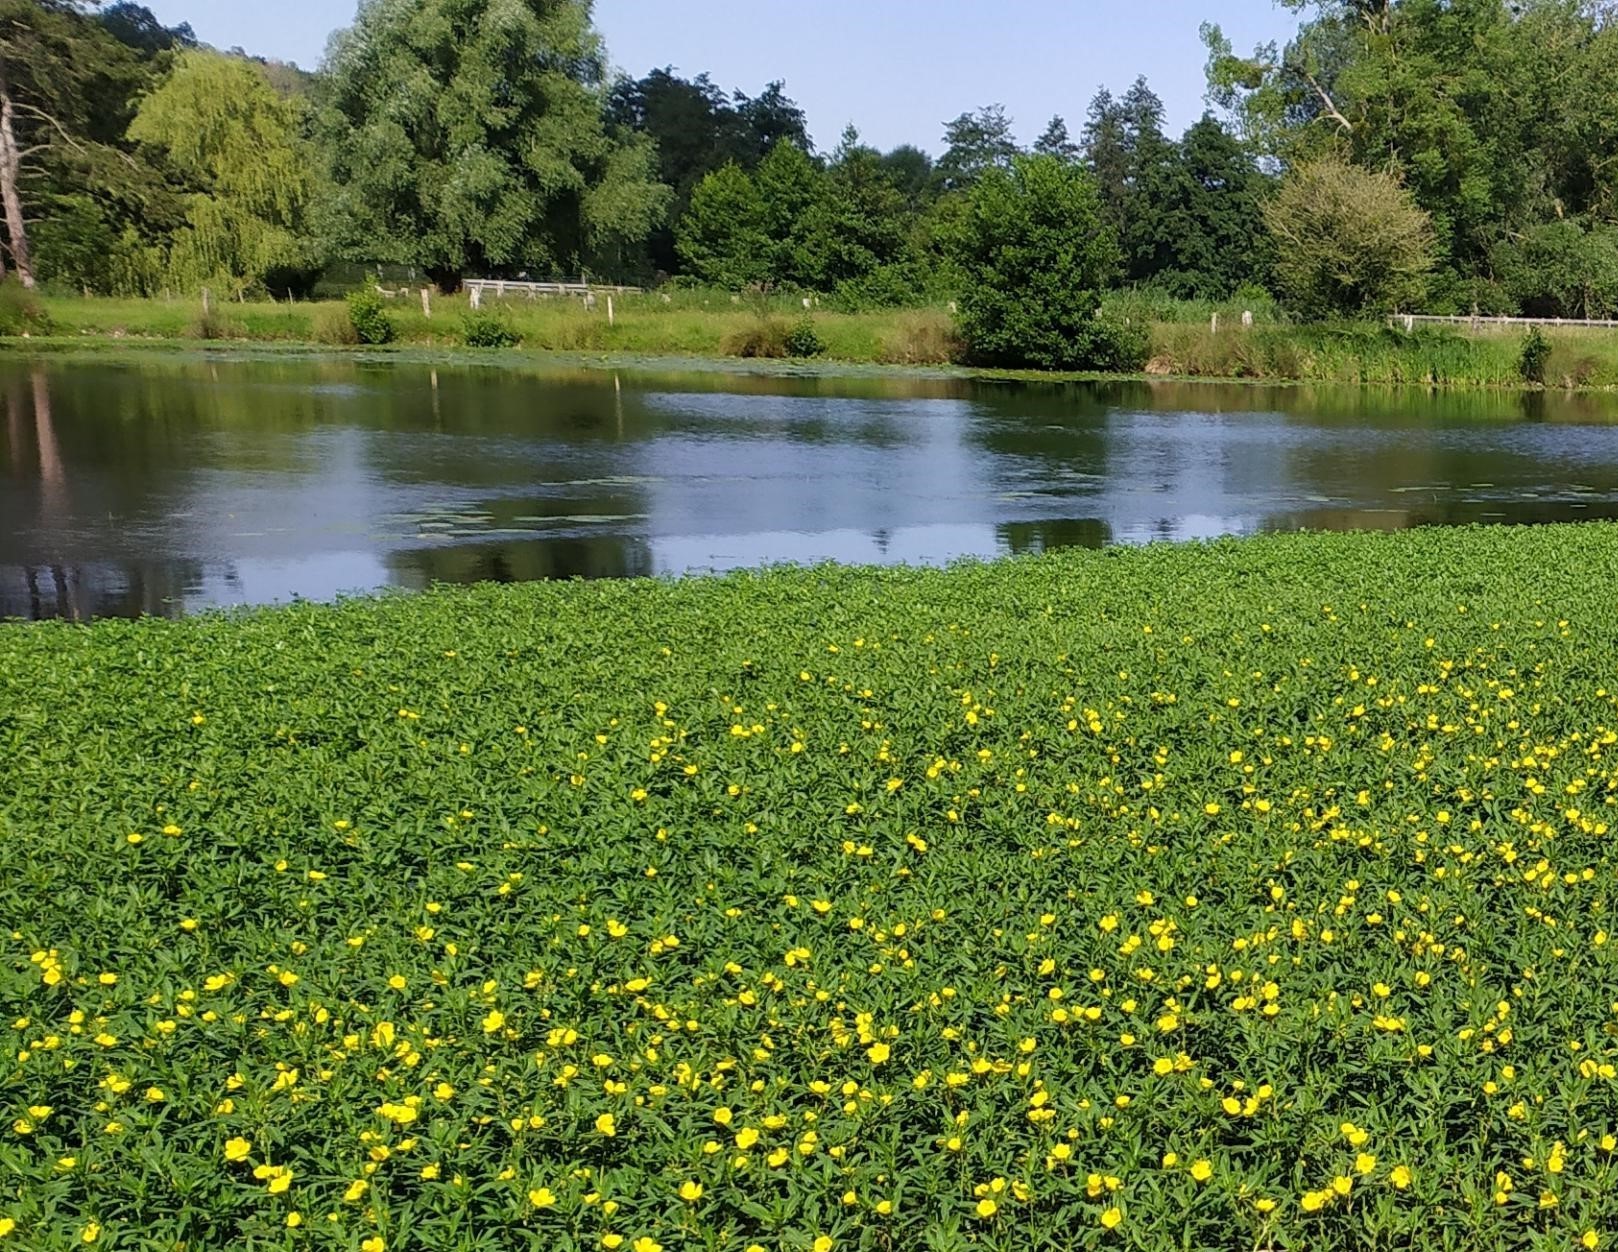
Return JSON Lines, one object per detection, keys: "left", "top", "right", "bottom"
{"left": 464, "top": 278, "right": 644, "bottom": 307}
{"left": 1394, "top": 314, "right": 1618, "bottom": 330}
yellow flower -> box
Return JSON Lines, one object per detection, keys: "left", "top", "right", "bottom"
{"left": 1100, "top": 1206, "right": 1123, "bottom": 1229}
{"left": 268, "top": 1170, "right": 292, "bottom": 1195}
{"left": 976, "top": 1198, "right": 998, "bottom": 1218}
{"left": 1389, "top": 1165, "right": 1412, "bottom": 1189}
{"left": 813, "top": 1239, "right": 833, "bottom": 1252}
{"left": 735, "top": 1127, "right": 759, "bottom": 1150}
{"left": 632, "top": 1240, "right": 663, "bottom": 1252}
{"left": 595, "top": 1112, "right": 617, "bottom": 1137}
{"left": 361, "top": 1239, "right": 385, "bottom": 1252}
{"left": 1583, "top": 1233, "right": 1600, "bottom": 1251}
{"left": 866, "top": 1041, "right": 891, "bottom": 1064}
{"left": 678, "top": 1180, "right": 703, "bottom": 1203}
{"left": 0, "top": 1218, "right": 15, "bottom": 1238}
{"left": 1355, "top": 1152, "right": 1376, "bottom": 1176}
{"left": 530, "top": 1188, "right": 557, "bottom": 1209}
{"left": 344, "top": 1180, "right": 368, "bottom": 1202}
{"left": 482, "top": 1009, "right": 506, "bottom": 1033}
{"left": 1189, "top": 1159, "right": 1213, "bottom": 1183}
{"left": 81, "top": 1222, "right": 101, "bottom": 1244}
{"left": 285, "top": 1213, "right": 302, "bottom": 1228}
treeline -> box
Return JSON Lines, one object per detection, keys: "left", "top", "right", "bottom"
{"left": 11, "top": 1, "right": 1618, "bottom": 325}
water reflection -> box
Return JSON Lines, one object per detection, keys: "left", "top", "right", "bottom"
{"left": 5, "top": 354, "right": 1618, "bottom": 620}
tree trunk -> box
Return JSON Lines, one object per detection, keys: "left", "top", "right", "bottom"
{"left": 0, "top": 72, "right": 36, "bottom": 289}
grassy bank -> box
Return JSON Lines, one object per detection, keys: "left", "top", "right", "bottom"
{"left": 6, "top": 523, "right": 1618, "bottom": 1250}
{"left": 21, "top": 291, "right": 1618, "bottom": 389}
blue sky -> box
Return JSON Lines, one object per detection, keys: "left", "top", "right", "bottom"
{"left": 140, "top": 1, "right": 1299, "bottom": 152}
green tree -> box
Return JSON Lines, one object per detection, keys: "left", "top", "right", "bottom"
{"left": 1033, "top": 115, "right": 1079, "bottom": 161}
{"left": 752, "top": 139, "right": 823, "bottom": 285}
{"left": 1493, "top": 220, "right": 1618, "bottom": 320}
{"left": 675, "top": 163, "right": 769, "bottom": 288}
{"left": 1264, "top": 157, "right": 1434, "bottom": 316}
{"left": 129, "top": 50, "right": 323, "bottom": 295}
{"left": 321, "top": 0, "right": 668, "bottom": 290}
{"left": 799, "top": 126, "right": 907, "bottom": 290}
{"left": 1142, "top": 115, "right": 1272, "bottom": 299}
{"left": 947, "top": 153, "right": 1121, "bottom": 368}
{"left": 935, "top": 104, "right": 1020, "bottom": 192}
{"left": 0, "top": 0, "right": 158, "bottom": 288}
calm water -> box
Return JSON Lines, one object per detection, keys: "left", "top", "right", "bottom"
{"left": 5, "top": 352, "right": 1618, "bottom": 620}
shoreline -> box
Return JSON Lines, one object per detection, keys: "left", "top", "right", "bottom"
{"left": 8, "top": 332, "right": 1618, "bottom": 396}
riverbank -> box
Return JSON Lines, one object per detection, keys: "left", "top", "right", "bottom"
{"left": 5, "top": 523, "right": 1618, "bottom": 1249}
{"left": 19, "top": 291, "right": 1618, "bottom": 390}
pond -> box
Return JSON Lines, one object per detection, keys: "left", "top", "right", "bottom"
{"left": 5, "top": 351, "right": 1618, "bottom": 620}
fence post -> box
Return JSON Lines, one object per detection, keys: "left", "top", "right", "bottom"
{"left": 607, "top": 294, "right": 614, "bottom": 327}
{"left": 421, "top": 288, "right": 431, "bottom": 319}
{"left": 1241, "top": 309, "right": 1253, "bottom": 329}
{"left": 201, "top": 287, "right": 211, "bottom": 316}
{"left": 469, "top": 285, "right": 481, "bottom": 311}
{"left": 1210, "top": 312, "right": 1219, "bottom": 335}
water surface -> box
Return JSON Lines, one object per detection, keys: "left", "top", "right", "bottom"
{"left": 5, "top": 352, "right": 1617, "bottom": 620}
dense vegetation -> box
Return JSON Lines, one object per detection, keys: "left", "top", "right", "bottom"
{"left": 12, "top": 2, "right": 1618, "bottom": 326}
{"left": 4, "top": 523, "right": 1618, "bottom": 1250}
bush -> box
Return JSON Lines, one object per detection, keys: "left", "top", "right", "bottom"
{"left": 189, "top": 307, "right": 234, "bottom": 340}
{"left": 877, "top": 309, "right": 965, "bottom": 365}
{"left": 347, "top": 287, "right": 395, "bottom": 345}
{"left": 1518, "top": 327, "right": 1552, "bottom": 384}
{"left": 948, "top": 154, "right": 1122, "bottom": 370}
{"left": 312, "top": 305, "right": 359, "bottom": 345}
{"left": 784, "top": 317, "right": 824, "bottom": 358}
{"left": 0, "top": 278, "right": 52, "bottom": 336}
{"left": 1086, "top": 314, "right": 1152, "bottom": 373}
{"left": 461, "top": 310, "right": 521, "bottom": 348}
{"left": 722, "top": 316, "right": 789, "bottom": 358}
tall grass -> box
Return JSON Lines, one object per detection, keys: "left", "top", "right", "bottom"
{"left": 29, "top": 290, "right": 1618, "bottom": 388}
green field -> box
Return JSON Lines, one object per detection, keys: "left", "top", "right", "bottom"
{"left": 26, "top": 291, "right": 1618, "bottom": 389}
{"left": 5, "top": 525, "right": 1618, "bottom": 1250}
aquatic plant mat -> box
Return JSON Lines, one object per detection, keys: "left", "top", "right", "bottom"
{"left": 5, "top": 523, "right": 1618, "bottom": 1250}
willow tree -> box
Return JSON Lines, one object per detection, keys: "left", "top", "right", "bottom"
{"left": 129, "top": 50, "right": 322, "bottom": 295}
{"left": 320, "top": 0, "right": 669, "bottom": 291}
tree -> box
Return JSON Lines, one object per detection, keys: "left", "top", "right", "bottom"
{"left": 128, "top": 50, "right": 323, "bottom": 295}
{"left": 752, "top": 139, "right": 822, "bottom": 285}
{"left": 947, "top": 153, "right": 1122, "bottom": 368}
{"left": 320, "top": 0, "right": 669, "bottom": 290}
{"left": 1033, "top": 115, "right": 1078, "bottom": 161}
{"left": 799, "top": 126, "right": 906, "bottom": 290}
{"left": 675, "top": 163, "right": 769, "bottom": 288}
{"left": 878, "top": 144, "right": 934, "bottom": 208}
{"left": 935, "top": 104, "right": 1020, "bottom": 191}
{"left": 0, "top": 0, "right": 153, "bottom": 288}
{"left": 1264, "top": 158, "right": 1434, "bottom": 316}
{"left": 1145, "top": 115, "right": 1271, "bottom": 298}
{"left": 1493, "top": 220, "right": 1618, "bottom": 320}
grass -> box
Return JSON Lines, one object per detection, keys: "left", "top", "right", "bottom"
{"left": 5, "top": 522, "right": 1618, "bottom": 1250}
{"left": 25, "top": 289, "right": 1618, "bottom": 389}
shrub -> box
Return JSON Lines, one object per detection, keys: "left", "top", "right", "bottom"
{"left": 1518, "top": 327, "right": 1552, "bottom": 385}
{"left": 347, "top": 287, "right": 395, "bottom": 345}
{"left": 877, "top": 309, "right": 965, "bottom": 365}
{"left": 312, "top": 305, "right": 359, "bottom": 345}
{"left": 1086, "top": 314, "right": 1152, "bottom": 373}
{"left": 461, "top": 310, "right": 521, "bottom": 348}
{"left": 948, "top": 153, "right": 1122, "bottom": 370}
{"left": 784, "top": 317, "right": 824, "bottom": 358}
{"left": 189, "top": 307, "right": 234, "bottom": 340}
{"left": 722, "top": 316, "right": 789, "bottom": 358}
{"left": 0, "top": 278, "right": 52, "bottom": 336}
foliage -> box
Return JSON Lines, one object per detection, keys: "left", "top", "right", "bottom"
{"left": 1493, "top": 221, "right": 1618, "bottom": 321}
{"left": 346, "top": 287, "right": 394, "bottom": 345}
{"left": 1264, "top": 159, "right": 1434, "bottom": 317}
{"left": 1518, "top": 327, "right": 1552, "bottom": 385}
{"left": 9, "top": 524, "right": 1618, "bottom": 1249}
{"left": 0, "top": 277, "right": 51, "bottom": 335}
{"left": 461, "top": 309, "right": 522, "bottom": 349}
{"left": 783, "top": 316, "right": 823, "bottom": 358}
{"left": 128, "top": 50, "right": 324, "bottom": 297}
{"left": 721, "top": 313, "right": 792, "bottom": 358}
{"left": 934, "top": 104, "right": 1021, "bottom": 192}
{"left": 948, "top": 154, "right": 1122, "bottom": 369}
{"left": 675, "top": 165, "right": 772, "bottom": 289}
{"left": 320, "top": 0, "right": 669, "bottom": 291}
{"left": 1204, "top": 1, "right": 1618, "bottom": 301}
{"left": 311, "top": 304, "right": 359, "bottom": 346}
